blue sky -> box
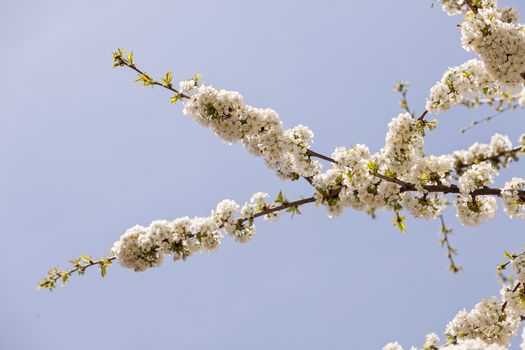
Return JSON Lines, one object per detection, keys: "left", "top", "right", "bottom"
{"left": 2, "top": 0, "right": 525, "bottom": 349}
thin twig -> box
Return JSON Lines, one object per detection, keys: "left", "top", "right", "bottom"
{"left": 460, "top": 106, "right": 513, "bottom": 134}
{"left": 38, "top": 256, "right": 116, "bottom": 290}
{"left": 306, "top": 149, "right": 336, "bottom": 163}
{"left": 417, "top": 109, "right": 429, "bottom": 121}
{"left": 439, "top": 214, "right": 462, "bottom": 273}
{"left": 113, "top": 53, "right": 191, "bottom": 99}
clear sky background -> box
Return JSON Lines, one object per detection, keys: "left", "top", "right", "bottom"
{"left": 2, "top": 0, "right": 525, "bottom": 349}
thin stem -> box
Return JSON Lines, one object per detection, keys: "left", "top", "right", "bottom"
{"left": 498, "top": 251, "right": 525, "bottom": 271}
{"left": 439, "top": 214, "right": 462, "bottom": 273}
{"left": 38, "top": 256, "right": 116, "bottom": 290}
{"left": 417, "top": 109, "right": 428, "bottom": 121}
{"left": 253, "top": 196, "right": 316, "bottom": 219}
{"left": 460, "top": 106, "right": 514, "bottom": 134}
{"left": 114, "top": 54, "right": 191, "bottom": 99}
{"left": 306, "top": 149, "right": 336, "bottom": 163}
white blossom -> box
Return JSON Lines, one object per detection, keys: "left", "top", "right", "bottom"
{"left": 179, "top": 79, "right": 196, "bottom": 93}
{"left": 407, "top": 155, "right": 454, "bottom": 191}
{"left": 213, "top": 199, "right": 240, "bottom": 234}
{"left": 511, "top": 254, "right": 525, "bottom": 284}
{"left": 501, "top": 177, "right": 525, "bottom": 219}
{"left": 383, "top": 342, "right": 404, "bottom": 350}
{"left": 458, "top": 162, "right": 498, "bottom": 194}
{"left": 461, "top": 8, "right": 525, "bottom": 87}
{"left": 424, "top": 333, "right": 440, "bottom": 348}
{"left": 381, "top": 113, "right": 425, "bottom": 175}
{"left": 402, "top": 192, "right": 447, "bottom": 220}
{"left": 426, "top": 59, "right": 498, "bottom": 114}
{"left": 445, "top": 297, "right": 520, "bottom": 347}
{"left": 500, "top": 283, "right": 525, "bottom": 317}
{"left": 182, "top": 85, "right": 321, "bottom": 179}
{"left": 455, "top": 195, "right": 497, "bottom": 226}
{"left": 111, "top": 192, "right": 281, "bottom": 270}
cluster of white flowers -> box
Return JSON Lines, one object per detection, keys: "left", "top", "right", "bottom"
{"left": 426, "top": 59, "right": 498, "bottom": 114}
{"left": 402, "top": 192, "right": 448, "bottom": 220}
{"left": 112, "top": 192, "right": 278, "bottom": 271}
{"left": 382, "top": 342, "right": 405, "bottom": 350}
{"left": 179, "top": 79, "right": 196, "bottom": 92}
{"left": 314, "top": 147, "right": 403, "bottom": 217}
{"left": 383, "top": 338, "right": 506, "bottom": 350}
{"left": 461, "top": 5, "right": 525, "bottom": 87}
{"left": 445, "top": 297, "right": 520, "bottom": 347}
{"left": 452, "top": 133, "right": 514, "bottom": 173}
{"left": 381, "top": 113, "right": 425, "bottom": 175}
{"left": 182, "top": 84, "right": 321, "bottom": 180}
{"left": 438, "top": 0, "right": 466, "bottom": 16}
{"left": 438, "top": 0, "right": 519, "bottom": 23}
{"left": 500, "top": 283, "right": 525, "bottom": 317}
{"left": 311, "top": 113, "right": 435, "bottom": 217}
{"left": 429, "top": 1, "right": 525, "bottom": 115}
{"left": 501, "top": 177, "right": 525, "bottom": 219}
{"left": 454, "top": 194, "right": 498, "bottom": 226}
{"left": 458, "top": 161, "right": 498, "bottom": 194}
{"left": 307, "top": 112, "right": 523, "bottom": 227}
{"left": 407, "top": 155, "right": 454, "bottom": 191}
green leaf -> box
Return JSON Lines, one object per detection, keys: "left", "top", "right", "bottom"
{"left": 366, "top": 160, "right": 379, "bottom": 174}
{"left": 133, "top": 73, "right": 153, "bottom": 86}
{"left": 392, "top": 213, "right": 407, "bottom": 233}
{"left": 192, "top": 73, "right": 202, "bottom": 82}
{"left": 276, "top": 191, "right": 284, "bottom": 204}
{"left": 162, "top": 71, "right": 172, "bottom": 86}
{"left": 80, "top": 255, "right": 91, "bottom": 263}
{"left": 170, "top": 94, "right": 180, "bottom": 104}
{"left": 127, "top": 51, "right": 134, "bottom": 64}
{"left": 61, "top": 272, "right": 69, "bottom": 283}
{"left": 450, "top": 264, "right": 462, "bottom": 273}
{"left": 286, "top": 206, "right": 301, "bottom": 218}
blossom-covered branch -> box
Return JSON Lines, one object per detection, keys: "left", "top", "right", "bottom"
{"left": 39, "top": 192, "right": 319, "bottom": 289}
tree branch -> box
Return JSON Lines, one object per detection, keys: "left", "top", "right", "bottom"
{"left": 306, "top": 148, "right": 525, "bottom": 201}
{"left": 39, "top": 194, "right": 318, "bottom": 290}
